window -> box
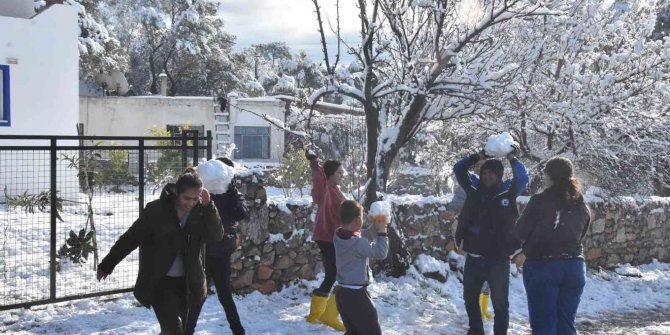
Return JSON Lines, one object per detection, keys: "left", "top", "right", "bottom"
{"left": 234, "top": 126, "right": 270, "bottom": 159}
{"left": 0, "top": 65, "right": 9, "bottom": 127}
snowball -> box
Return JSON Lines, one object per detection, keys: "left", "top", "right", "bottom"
{"left": 414, "top": 254, "right": 448, "bottom": 275}
{"left": 484, "top": 132, "right": 518, "bottom": 158}
{"left": 196, "top": 159, "right": 235, "bottom": 194}
{"left": 369, "top": 201, "right": 392, "bottom": 224}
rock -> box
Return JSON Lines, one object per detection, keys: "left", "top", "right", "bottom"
{"left": 252, "top": 280, "right": 278, "bottom": 294}
{"left": 248, "top": 247, "right": 261, "bottom": 257}
{"left": 586, "top": 248, "right": 602, "bottom": 261}
{"left": 231, "top": 260, "right": 243, "bottom": 271}
{"left": 232, "top": 270, "right": 254, "bottom": 289}
{"left": 261, "top": 251, "right": 276, "bottom": 266}
{"left": 241, "top": 206, "right": 269, "bottom": 245}
{"left": 275, "top": 241, "right": 287, "bottom": 254}
{"left": 591, "top": 219, "right": 606, "bottom": 234}
{"left": 257, "top": 264, "right": 274, "bottom": 281}
{"left": 298, "top": 264, "right": 315, "bottom": 280}
{"left": 295, "top": 254, "right": 309, "bottom": 264}
{"left": 275, "top": 255, "right": 295, "bottom": 270}
{"left": 422, "top": 271, "right": 448, "bottom": 283}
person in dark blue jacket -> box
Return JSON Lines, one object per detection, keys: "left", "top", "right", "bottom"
{"left": 453, "top": 148, "right": 529, "bottom": 335}
{"left": 185, "top": 157, "right": 249, "bottom": 335}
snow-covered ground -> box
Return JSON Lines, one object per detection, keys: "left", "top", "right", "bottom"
{"left": 1, "top": 258, "right": 669, "bottom": 334}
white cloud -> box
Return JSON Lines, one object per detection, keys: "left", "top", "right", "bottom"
{"left": 217, "top": 0, "right": 360, "bottom": 61}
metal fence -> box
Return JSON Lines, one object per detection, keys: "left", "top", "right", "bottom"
{"left": 0, "top": 131, "right": 212, "bottom": 311}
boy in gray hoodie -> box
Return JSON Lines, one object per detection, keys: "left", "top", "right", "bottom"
{"left": 333, "top": 200, "right": 389, "bottom": 335}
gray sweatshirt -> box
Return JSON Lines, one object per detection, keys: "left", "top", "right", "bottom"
{"left": 333, "top": 227, "right": 389, "bottom": 286}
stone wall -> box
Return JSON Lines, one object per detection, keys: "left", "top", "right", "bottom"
{"left": 578, "top": 197, "right": 670, "bottom": 267}
{"left": 229, "top": 172, "right": 670, "bottom": 293}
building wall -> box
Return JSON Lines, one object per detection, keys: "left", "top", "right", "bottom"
{"left": 229, "top": 97, "right": 286, "bottom": 162}
{"left": 80, "top": 96, "right": 216, "bottom": 145}
{"left": 0, "top": 5, "right": 80, "bottom": 199}
{"left": 80, "top": 96, "right": 288, "bottom": 163}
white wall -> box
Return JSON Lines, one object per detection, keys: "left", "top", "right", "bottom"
{"left": 80, "top": 96, "right": 216, "bottom": 143}
{"left": 0, "top": 5, "right": 80, "bottom": 199}
{"left": 229, "top": 97, "right": 286, "bottom": 162}
{"left": 0, "top": 5, "right": 79, "bottom": 137}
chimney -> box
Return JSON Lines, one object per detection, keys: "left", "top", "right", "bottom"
{"left": 159, "top": 72, "right": 168, "bottom": 96}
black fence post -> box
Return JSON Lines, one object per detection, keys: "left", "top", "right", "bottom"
{"left": 49, "top": 138, "right": 57, "bottom": 302}
{"left": 138, "top": 139, "right": 145, "bottom": 213}
{"left": 181, "top": 130, "right": 188, "bottom": 169}
{"left": 193, "top": 130, "right": 199, "bottom": 167}
{"left": 206, "top": 130, "right": 213, "bottom": 160}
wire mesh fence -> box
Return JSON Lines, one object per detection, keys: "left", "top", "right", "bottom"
{"left": 0, "top": 131, "right": 212, "bottom": 310}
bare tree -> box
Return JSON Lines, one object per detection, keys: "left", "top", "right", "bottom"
{"left": 308, "top": 0, "right": 554, "bottom": 206}
{"left": 307, "top": 0, "right": 556, "bottom": 275}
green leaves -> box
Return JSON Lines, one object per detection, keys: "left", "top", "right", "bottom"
{"left": 57, "top": 228, "right": 96, "bottom": 266}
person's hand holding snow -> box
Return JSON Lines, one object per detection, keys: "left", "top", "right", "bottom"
{"left": 369, "top": 201, "right": 391, "bottom": 234}
{"left": 507, "top": 144, "right": 521, "bottom": 161}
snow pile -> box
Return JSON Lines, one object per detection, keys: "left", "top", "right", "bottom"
{"left": 484, "top": 132, "right": 518, "bottom": 158}
{"left": 196, "top": 159, "right": 235, "bottom": 195}
{"left": 1, "top": 257, "right": 670, "bottom": 334}
{"left": 615, "top": 263, "right": 644, "bottom": 278}
{"left": 369, "top": 201, "right": 392, "bottom": 224}
{"left": 414, "top": 254, "right": 449, "bottom": 277}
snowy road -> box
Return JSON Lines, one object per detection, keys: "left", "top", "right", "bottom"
{"left": 1, "top": 260, "right": 669, "bottom": 334}
{"left": 577, "top": 309, "right": 670, "bottom": 335}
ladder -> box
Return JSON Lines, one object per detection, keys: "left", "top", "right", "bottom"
{"left": 213, "top": 96, "right": 233, "bottom": 158}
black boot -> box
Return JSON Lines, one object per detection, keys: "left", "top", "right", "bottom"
{"left": 466, "top": 329, "right": 485, "bottom": 335}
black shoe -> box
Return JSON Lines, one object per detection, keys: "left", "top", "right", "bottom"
{"left": 466, "top": 329, "right": 485, "bottom": 335}
{"left": 231, "top": 325, "right": 245, "bottom": 335}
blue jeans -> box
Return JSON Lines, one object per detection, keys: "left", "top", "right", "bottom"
{"left": 463, "top": 255, "right": 510, "bottom": 335}
{"left": 523, "top": 259, "right": 586, "bottom": 335}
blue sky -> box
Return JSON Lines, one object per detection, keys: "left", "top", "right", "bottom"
{"left": 217, "top": 0, "right": 360, "bottom": 63}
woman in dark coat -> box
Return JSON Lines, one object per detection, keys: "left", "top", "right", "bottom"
{"left": 97, "top": 168, "right": 224, "bottom": 335}
{"left": 514, "top": 157, "right": 591, "bottom": 335}
{"left": 185, "top": 157, "right": 248, "bottom": 335}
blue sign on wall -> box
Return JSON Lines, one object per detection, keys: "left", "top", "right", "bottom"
{"left": 0, "top": 64, "right": 10, "bottom": 127}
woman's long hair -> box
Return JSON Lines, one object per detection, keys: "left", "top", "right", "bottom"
{"left": 544, "top": 157, "right": 582, "bottom": 208}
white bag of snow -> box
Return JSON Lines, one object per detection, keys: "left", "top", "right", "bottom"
{"left": 484, "top": 132, "right": 518, "bottom": 158}
{"left": 196, "top": 159, "right": 235, "bottom": 195}
{"left": 369, "top": 200, "right": 392, "bottom": 223}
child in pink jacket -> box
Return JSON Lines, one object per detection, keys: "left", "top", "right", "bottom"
{"left": 304, "top": 149, "right": 346, "bottom": 331}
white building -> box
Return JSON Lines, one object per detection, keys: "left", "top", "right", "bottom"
{"left": 80, "top": 94, "right": 288, "bottom": 163}
{"left": 0, "top": 0, "right": 79, "bottom": 199}
{"left": 0, "top": 1, "right": 79, "bottom": 135}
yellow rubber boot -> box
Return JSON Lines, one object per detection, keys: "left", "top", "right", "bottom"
{"left": 319, "top": 294, "right": 346, "bottom": 331}
{"left": 479, "top": 292, "right": 493, "bottom": 320}
{"left": 305, "top": 294, "right": 328, "bottom": 323}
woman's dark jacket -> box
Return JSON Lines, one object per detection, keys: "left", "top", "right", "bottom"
{"left": 98, "top": 183, "right": 224, "bottom": 307}
{"left": 514, "top": 191, "right": 591, "bottom": 260}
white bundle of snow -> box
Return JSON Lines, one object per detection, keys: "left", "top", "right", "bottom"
{"left": 196, "top": 159, "right": 235, "bottom": 194}
{"left": 615, "top": 264, "right": 644, "bottom": 278}
{"left": 484, "top": 132, "right": 518, "bottom": 158}
{"left": 369, "top": 200, "right": 392, "bottom": 224}
{"left": 414, "top": 254, "right": 449, "bottom": 282}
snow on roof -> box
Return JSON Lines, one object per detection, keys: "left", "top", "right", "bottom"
{"left": 237, "top": 97, "right": 284, "bottom": 103}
